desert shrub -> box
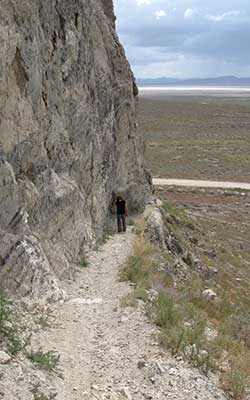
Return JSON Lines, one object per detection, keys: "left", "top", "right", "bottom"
{"left": 153, "top": 291, "right": 180, "bottom": 328}
{"left": 0, "top": 292, "right": 12, "bottom": 334}
{"left": 0, "top": 291, "right": 23, "bottom": 355}
{"left": 35, "top": 315, "right": 51, "bottom": 329}
{"left": 122, "top": 255, "right": 149, "bottom": 286}
{"left": 120, "top": 293, "right": 138, "bottom": 308}
{"left": 27, "top": 349, "right": 61, "bottom": 374}
{"left": 162, "top": 200, "right": 180, "bottom": 217}
{"left": 223, "top": 311, "right": 250, "bottom": 347}
{"left": 121, "top": 238, "right": 156, "bottom": 288}
{"left": 183, "top": 319, "right": 207, "bottom": 349}
{"left": 161, "top": 200, "right": 194, "bottom": 229}
{"left": 184, "top": 275, "right": 204, "bottom": 302}
{"left": 79, "top": 258, "right": 89, "bottom": 268}
{"left": 133, "top": 237, "right": 156, "bottom": 258}
{"left": 160, "top": 325, "right": 185, "bottom": 354}
{"left": 159, "top": 311, "right": 212, "bottom": 374}
{"left": 222, "top": 367, "right": 250, "bottom": 400}
{"left": 134, "top": 287, "right": 148, "bottom": 302}
{"left": 208, "top": 334, "right": 235, "bottom": 360}
{"left": 120, "top": 288, "right": 149, "bottom": 309}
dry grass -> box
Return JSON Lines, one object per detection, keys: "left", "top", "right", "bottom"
{"left": 134, "top": 217, "right": 146, "bottom": 236}
{"left": 121, "top": 237, "right": 157, "bottom": 289}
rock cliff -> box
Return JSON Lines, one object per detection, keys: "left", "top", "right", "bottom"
{"left": 0, "top": 0, "right": 151, "bottom": 299}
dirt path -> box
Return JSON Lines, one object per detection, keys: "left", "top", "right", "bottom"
{"left": 33, "top": 228, "right": 226, "bottom": 400}
{"left": 153, "top": 178, "right": 250, "bottom": 190}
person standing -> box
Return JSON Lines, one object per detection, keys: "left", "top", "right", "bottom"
{"left": 114, "top": 195, "right": 128, "bottom": 232}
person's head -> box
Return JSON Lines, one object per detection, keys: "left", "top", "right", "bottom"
{"left": 116, "top": 195, "right": 123, "bottom": 201}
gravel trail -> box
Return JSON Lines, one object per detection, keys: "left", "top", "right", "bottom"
{"left": 153, "top": 178, "right": 250, "bottom": 190}
{"left": 33, "top": 228, "right": 226, "bottom": 400}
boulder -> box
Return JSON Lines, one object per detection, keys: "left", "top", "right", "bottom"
{"left": 144, "top": 207, "right": 167, "bottom": 249}
{"left": 0, "top": 351, "right": 11, "bottom": 364}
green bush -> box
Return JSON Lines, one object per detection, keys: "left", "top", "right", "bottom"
{"left": 121, "top": 238, "right": 157, "bottom": 289}
{"left": 160, "top": 325, "right": 185, "bottom": 354}
{"left": 79, "top": 258, "right": 89, "bottom": 268}
{"left": 0, "top": 291, "right": 23, "bottom": 355}
{"left": 223, "top": 311, "right": 250, "bottom": 347}
{"left": 153, "top": 291, "right": 180, "bottom": 328}
{"left": 161, "top": 200, "right": 194, "bottom": 229}
{"left": 122, "top": 255, "right": 149, "bottom": 286}
{"left": 222, "top": 368, "right": 250, "bottom": 400}
{"left": 27, "top": 349, "right": 61, "bottom": 374}
{"left": 35, "top": 315, "right": 51, "bottom": 330}
{"left": 134, "top": 288, "right": 149, "bottom": 302}
{"left": 0, "top": 292, "right": 12, "bottom": 334}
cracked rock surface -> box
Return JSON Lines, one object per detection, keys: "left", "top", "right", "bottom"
{"left": 0, "top": 0, "right": 150, "bottom": 298}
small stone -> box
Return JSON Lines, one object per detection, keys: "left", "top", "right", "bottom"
{"left": 120, "top": 315, "right": 129, "bottom": 323}
{"left": 169, "top": 368, "right": 177, "bottom": 376}
{"left": 0, "top": 351, "right": 11, "bottom": 364}
{"left": 143, "top": 393, "right": 153, "bottom": 399}
{"left": 91, "top": 384, "right": 100, "bottom": 391}
{"left": 2, "top": 321, "right": 13, "bottom": 330}
{"left": 137, "top": 360, "right": 146, "bottom": 369}
{"left": 120, "top": 387, "right": 132, "bottom": 399}
{"left": 156, "top": 361, "right": 165, "bottom": 375}
{"left": 202, "top": 289, "right": 217, "bottom": 301}
{"left": 155, "top": 198, "right": 163, "bottom": 207}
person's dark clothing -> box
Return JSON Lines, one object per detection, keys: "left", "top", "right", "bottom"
{"left": 117, "top": 214, "right": 126, "bottom": 232}
{"left": 115, "top": 199, "right": 126, "bottom": 215}
{"left": 115, "top": 199, "right": 127, "bottom": 232}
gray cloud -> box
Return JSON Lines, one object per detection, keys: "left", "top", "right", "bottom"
{"left": 113, "top": 0, "right": 250, "bottom": 78}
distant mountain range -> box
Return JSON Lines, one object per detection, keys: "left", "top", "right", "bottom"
{"left": 137, "top": 76, "right": 250, "bottom": 87}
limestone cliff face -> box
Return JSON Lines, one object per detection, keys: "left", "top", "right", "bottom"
{"left": 0, "top": 0, "right": 151, "bottom": 299}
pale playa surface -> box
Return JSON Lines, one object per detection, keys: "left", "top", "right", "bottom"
{"left": 153, "top": 178, "right": 250, "bottom": 190}
{"left": 139, "top": 86, "right": 250, "bottom": 92}
{"left": 139, "top": 86, "right": 250, "bottom": 98}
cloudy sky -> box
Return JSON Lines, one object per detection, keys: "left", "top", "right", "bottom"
{"left": 113, "top": 0, "right": 250, "bottom": 79}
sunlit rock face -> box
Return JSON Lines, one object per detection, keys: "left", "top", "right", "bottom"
{"left": 0, "top": 0, "right": 151, "bottom": 298}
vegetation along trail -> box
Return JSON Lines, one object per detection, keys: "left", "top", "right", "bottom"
{"left": 33, "top": 228, "right": 226, "bottom": 400}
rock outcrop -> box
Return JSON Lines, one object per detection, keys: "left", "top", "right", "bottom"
{"left": 0, "top": 0, "right": 150, "bottom": 298}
